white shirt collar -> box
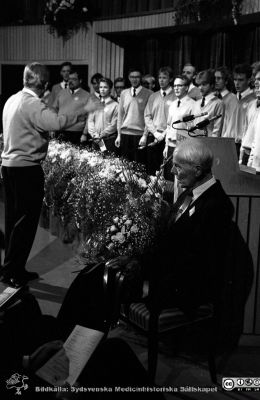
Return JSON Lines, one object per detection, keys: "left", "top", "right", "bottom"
{"left": 22, "top": 87, "right": 38, "bottom": 98}
{"left": 191, "top": 176, "right": 216, "bottom": 203}
{"left": 160, "top": 87, "right": 172, "bottom": 97}
{"left": 131, "top": 86, "right": 142, "bottom": 96}
{"left": 61, "top": 81, "right": 69, "bottom": 89}
{"left": 94, "top": 91, "right": 100, "bottom": 99}
{"left": 237, "top": 87, "right": 253, "bottom": 100}
{"left": 220, "top": 89, "right": 229, "bottom": 97}
{"left": 100, "top": 96, "right": 111, "bottom": 104}
{"left": 175, "top": 94, "right": 190, "bottom": 104}
{"left": 201, "top": 92, "right": 215, "bottom": 106}
{"left": 188, "top": 83, "right": 195, "bottom": 92}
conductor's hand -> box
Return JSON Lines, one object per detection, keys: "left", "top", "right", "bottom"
{"left": 84, "top": 98, "right": 102, "bottom": 114}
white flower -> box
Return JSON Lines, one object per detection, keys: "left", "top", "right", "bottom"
{"left": 110, "top": 225, "right": 118, "bottom": 233}
{"left": 113, "top": 232, "right": 125, "bottom": 244}
{"left": 130, "top": 225, "right": 138, "bottom": 233}
{"left": 138, "top": 178, "right": 148, "bottom": 189}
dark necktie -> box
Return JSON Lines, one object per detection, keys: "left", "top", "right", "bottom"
{"left": 133, "top": 88, "right": 136, "bottom": 97}
{"left": 201, "top": 97, "right": 206, "bottom": 107}
{"left": 64, "top": 83, "right": 68, "bottom": 89}
{"left": 70, "top": 88, "right": 74, "bottom": 95}
{"left": 257, "top": 98, "right": 260, "bottom": 108}
{"left": 170, "top": 189, "right": 193, "bottom": 224}
{"left": 177, "top": 99, "right": 181, "bottom": 107}
{"left": 217, "top": 92, "right": 222, "bottom": 99}
{"left": 163, "top": 91, "right": 166, "bottom": 97}
{"left": 238, "top": 93, "right": 242, "bottom": 101}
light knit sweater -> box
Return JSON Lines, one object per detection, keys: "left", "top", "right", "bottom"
{"left": 117, "top": 87, "right": 152, "bottom": 136}
{"left": 221, "top": 91, "right": 238, "bottom": 138}
{"left": 87, "top": 97, "right": 118, "bottom": 137}
{"left": 2, "top": 88, "right": 79, "bottom": 167}
{"left": 192, "top": 94, "right": 224, "bottom": 137}
{"left": 224, "top": 91, "right": 255, "bottom": 142}
{"left": 53, "top": 88, "right": 90, "bottom": 132}
{"left": 144, "top": 89, "right": 176, "bottom": 135}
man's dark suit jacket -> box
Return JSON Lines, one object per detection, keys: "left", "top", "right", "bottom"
{"left": 149, "top": 180, "right": 235, "bottom": 312}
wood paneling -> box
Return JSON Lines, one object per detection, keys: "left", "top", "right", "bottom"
{"left": 0, "top": 24, "right": 124, "bottom": 91}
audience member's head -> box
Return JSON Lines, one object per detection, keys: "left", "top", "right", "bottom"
{"left": 99, "top": 78, "right": 113, "bottom": 99}
{"left": 142, "top": 74, "right": 156, "bottom": 91}
{"left": 173, "top": 75, "right": 189, "bottom": 98}
{"left": 215, "top": 66, "right": 234, "bottom": 93}
{"left": 23, "top": 62, "right": 49, "bottom": 97}
{"left": 172, "top": 139, "right": 213, "bottom": 189}
{"left": 182, "top": 63, "right": 197, "bottom": 84}
{"left": 233, "top": 64, "right": 252, "bottom": 94}
{"left": 114, "top": 77, "right": 126, "bottom": 98}
{"left": 196, "top": 69, "right": 216, "bottom": 97}
{"left": 128, "top": 68, "right": 142, "bottom": 89}
{"left": 158, "top": 66, "right": 174, "bottom": 90}
{"left": 91, "top": 73, "right": 103, "bottom": 93}
{"left": 60, "top": 62, "right": 72, "bottom": 83}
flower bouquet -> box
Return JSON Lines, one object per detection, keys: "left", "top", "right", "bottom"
{"left": 42, "top": 140, "right": 166, "bottom": 267}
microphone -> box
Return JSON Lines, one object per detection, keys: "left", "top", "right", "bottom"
{"left": 188, "top": 115, "right": 222, "bottom": 132}
{"left": 172, "top": 112, "right": 208, "bottom": 125}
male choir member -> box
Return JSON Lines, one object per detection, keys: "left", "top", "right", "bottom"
{"left": 115, "top": 69, "right": 152, "bottom": 164}
{"left": 215, "top": 66, "right": 238, "bottom": 137}
{"left": 142, "top": 74, "right": 156, "bottom": 91}
{"left": 48, "top": 61, "right": 72, "bottom": 107}
{"left": 182, "top": 63, "right": 202, "bottom": 101}
{"left": 226, "top": 64, "right": 255, "bottom": 156}
{"left": 193, "top": 69, "right": 224, "bottom": 137}
{"left": 163, "top": 75, "right": 195, "bottom": 180}
{"left": 52, "top": 69, "right": 90, "bottom": 145}
{"left": 86, "top": 78, "right": 118, "bottom": 153}
{"left": 113, "top": 77, "right": 126, "bottom": 103}
{"left": 240, "top": 67, "right": 260, "bottom": 165}
{"left": 139, "top": 66, "right": 176, "bottom": 174}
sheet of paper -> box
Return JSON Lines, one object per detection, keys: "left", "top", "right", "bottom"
{"left": 0, "top": 284, "right": 21, "bottom": 308}
{"left": 36, "top": 325, "right": 104, "bottom": 386}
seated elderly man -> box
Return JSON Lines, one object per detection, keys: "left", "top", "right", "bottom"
{"left": 57, "top": 139, "right": 239, "bottom": 335}
{"left": 147, "top": 138, "right": 235, "bottom": 313}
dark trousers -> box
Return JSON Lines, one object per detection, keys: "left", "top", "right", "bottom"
{"left": 146, "top": 135, "right": 165, "bottom": 175}
{"left": 1, "top": 165, "right": 44, "bottom": 279}
{"left": 120, "top": 134, "right": 147, "bottom": 166}
{"left": 56, "top": 130, "right": 82, "bottom": 145}
{"left": 163, "top": 146, "right": 175, "bottom": 181}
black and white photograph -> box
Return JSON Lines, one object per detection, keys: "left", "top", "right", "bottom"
{"left": 0, "top": 1, "right": 260, "bottom": 399}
